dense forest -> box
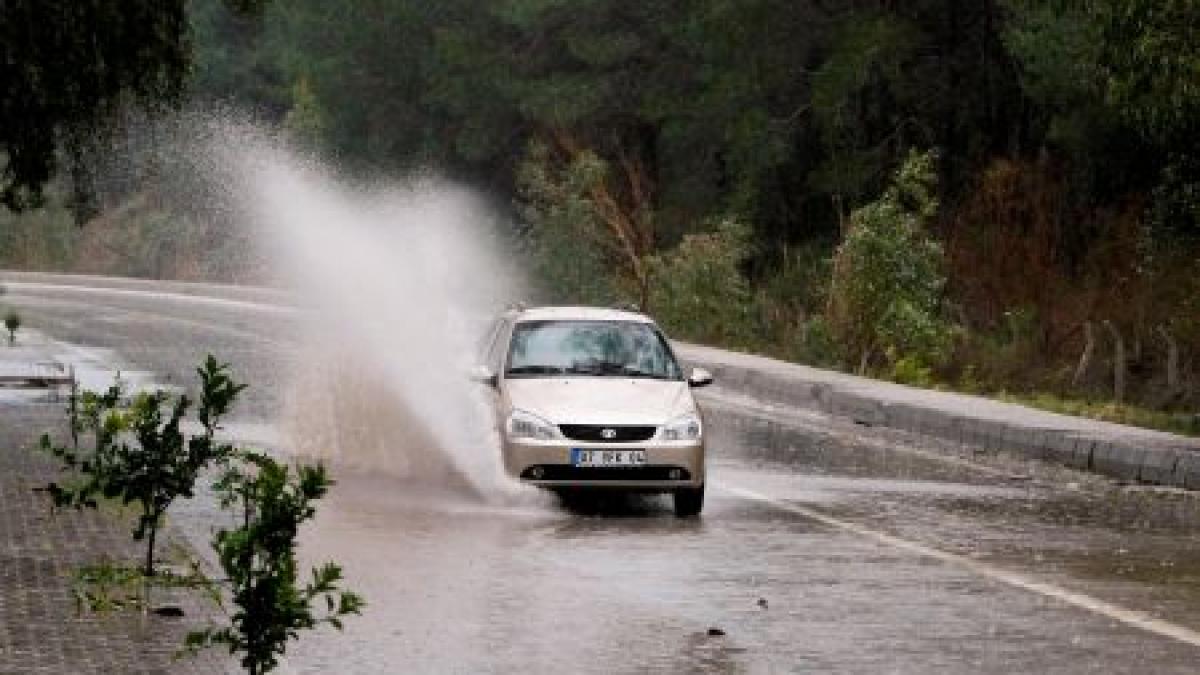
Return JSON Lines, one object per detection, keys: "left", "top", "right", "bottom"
{"left": 2, "top": 1, "right": 1198, "bottom": 429}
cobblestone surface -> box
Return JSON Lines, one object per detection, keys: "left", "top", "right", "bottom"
{"left": 0, "top": 403, "right": 233, "bottom": 674}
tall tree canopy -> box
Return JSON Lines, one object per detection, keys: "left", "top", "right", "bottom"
{"left": 0, "top": 0, "right": 266, "bottom": 213}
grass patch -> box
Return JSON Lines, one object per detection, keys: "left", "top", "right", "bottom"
{"left": 996, "top": 392, "right": 1200, "bottom": 437}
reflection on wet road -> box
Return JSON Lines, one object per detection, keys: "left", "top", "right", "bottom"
{"left": 8, "top": 282, "right": 1200, "bottom": 673}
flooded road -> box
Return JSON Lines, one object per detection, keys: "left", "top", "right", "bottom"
{"left": 6, "top": 278, "right": 1200, "bottom": 673}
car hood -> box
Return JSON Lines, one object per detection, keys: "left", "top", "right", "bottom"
{"left": 504, "top": 377, "right": 694, "bottom": 425}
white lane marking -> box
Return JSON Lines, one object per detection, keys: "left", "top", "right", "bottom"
{"left": 2, "top": 281, "right": 298, "bottom": 316}
{"left": 717, "top": 481, "right": 1200, "bottom": 649}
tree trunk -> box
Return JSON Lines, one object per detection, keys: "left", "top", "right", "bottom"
{"left": 1158, "top": 325, "right": 1180, "bottom": 395}
{"left": 1072, "top": 321, "right": 1096, "bottom": 388}
{"left": 1103, "top": 320, "right": 1126, "bottom": 405}
{"left": 144, "top": 522, "right": 157, "bottom": 577}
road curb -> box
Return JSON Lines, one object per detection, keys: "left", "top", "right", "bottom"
{"left": 677, "top": 343, "right": 1200, "bottom": 489}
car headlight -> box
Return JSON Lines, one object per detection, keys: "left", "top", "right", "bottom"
{"left": 506, "top": 409, "right": 561, "bottom": 441}
{"left": 660, "top": 414, "right": 701, "bottom": 441}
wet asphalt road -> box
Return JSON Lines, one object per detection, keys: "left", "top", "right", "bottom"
{"left": 5, "top": 278, "right": 1200, "bottom": 674}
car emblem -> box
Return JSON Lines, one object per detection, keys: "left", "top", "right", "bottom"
{"left": 601, "top": 428, "right": 617, "bottom": 439}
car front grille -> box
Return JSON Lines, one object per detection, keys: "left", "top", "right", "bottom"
{"left": 558, "top": 424, "right": 657, "bottom": 442}
{"left": 520, "top": 465, "right": 692, "bottom": 482}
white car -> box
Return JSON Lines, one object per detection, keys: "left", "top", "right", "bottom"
{"left": 472, "top": 306, "right": 712, "bottom": 516}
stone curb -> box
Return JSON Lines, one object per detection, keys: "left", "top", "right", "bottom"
{"left": 676, "top": 342, "right": 1200, "bottom": 489}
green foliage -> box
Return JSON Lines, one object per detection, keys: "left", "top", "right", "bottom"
{"left": 40, "top": 356, "right": 246, "bottom": 575}
{"left": 0, "top": 1, "right": 266, "bottom": 213}
{"left": 34, "top": 355, "right": 363, "bottom": 672}
{"left": 0, "top": 1, "right": 185, "bottom": 210}
{"left": 828, "top": 150, "right": 955, "bottom": 371}
{"left": 4, "top": 310, "right": 19, "bottom": 345}
{"left": 1090, "top": 0, "right": 1200, "bottom": 144}
{"left": 187, "top": 452, "right": 364, "bottom": 675}
{"left": 998, "top": 392, "right": 1200, "bottom": 438}
{"left": 794, "top": 316, "right": 841, "bottom": 369}
{"left": 71, "top": 560, "right": 148, "bottom": 614}
{"left": 648, "top": 219, "right": 755, "bottom": 346}
{"left": 516, "top": 140, "right": 623, "bottom": 305}
{"left": 1003, "top": 2, "right": 1104, "bottom": 107}
{"left": 1005, "top": 0, "right": 1200, "bottom": 237}
{"left": 751, "top": 243, "right": 839, "bottom": 365}
{"left": 189, "top": 0, "right": 288, "bottom": 114}
{"left": 889, "top": 354, "right": 936, "bottom": 388}
{"left": 70, "top": 556, "right": 214, "bottom": 615}
{"left": 757, "top": 243, "right": 832, "bottom": 319}
{"left": 7, "top": 0, "right": 1197, "bottom": 419}
{"left": 809, "top": 14, "right": 922, "bottom": 209}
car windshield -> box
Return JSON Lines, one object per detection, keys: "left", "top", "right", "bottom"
{"left": 506, "top": 320, "right": 683, "bottom": 380}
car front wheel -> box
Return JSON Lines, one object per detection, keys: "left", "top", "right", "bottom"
{"left": 673, "top": 484, "right": 704, "bottom": 517}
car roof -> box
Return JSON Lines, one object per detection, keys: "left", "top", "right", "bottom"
{"left": 509, "top": 305, "right": 655, "bottom": 324}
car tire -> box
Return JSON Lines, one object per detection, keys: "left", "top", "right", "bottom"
{"left": 673, "top": 484, "right": 704, "bottom": 517}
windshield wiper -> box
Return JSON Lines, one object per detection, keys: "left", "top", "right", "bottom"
{"left": 567, "top": 361, "right": 669, "bottom": 379}
{"left": 615, "top": 366, "right": 671, "bottom": 380}
{"left": 506, "top": 365, "right": 567, "bottom": 376}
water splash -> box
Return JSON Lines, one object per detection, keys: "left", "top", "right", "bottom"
{"left": 175, "top": 116, "right": 538, "bottom": 503}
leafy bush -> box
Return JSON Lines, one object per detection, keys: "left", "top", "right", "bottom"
{"left": 890, "top": 354, "right": 936, "bottom": 388}
{"left": 827, "top": 150, "right": 957, "bottom": 372}
{"left": 647, "top": 218, "right": 754, "bottom": 346}
{"left": 40, "top": 356, "right": 246, "bottom": 575}
{"left": 188, "top": 451, "right": 364, "bottom": 675}
{"left": 38, "top": 355, "right": 364, "bottom": 672}
{"left": 789, "top": 315, "right": 841, "bottom": 368}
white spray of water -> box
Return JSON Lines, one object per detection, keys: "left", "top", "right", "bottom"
{"left": 181, "top": 119, "right": 538, "bottom": 504}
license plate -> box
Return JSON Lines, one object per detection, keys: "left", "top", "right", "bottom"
{"left": 571, "top": 449, "right": 646, "bottom": 467}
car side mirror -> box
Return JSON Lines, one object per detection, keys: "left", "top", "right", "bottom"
{"left": 469, "top": 365, "right": 498, "bottom": 388}
{"left": 687, "top": 367, "right": 713, "bottom": 388}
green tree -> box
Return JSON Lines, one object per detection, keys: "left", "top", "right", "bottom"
{"left": 41, "top": 356, "right": 246, "bottom": 576}
{"left": 0, "top": 0, "right": 267, "bottom": 215}
{"left": 188, "top": 452, "right": 364, "bottom": 675}
{"left": 189, "top": 0, "right": 287, "bottom": 114}
{"left": 808, "top": 14, "right": 924, "bottom": 223}
{"left": 828, "top": 150, "right": 955, "bottom": 373}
